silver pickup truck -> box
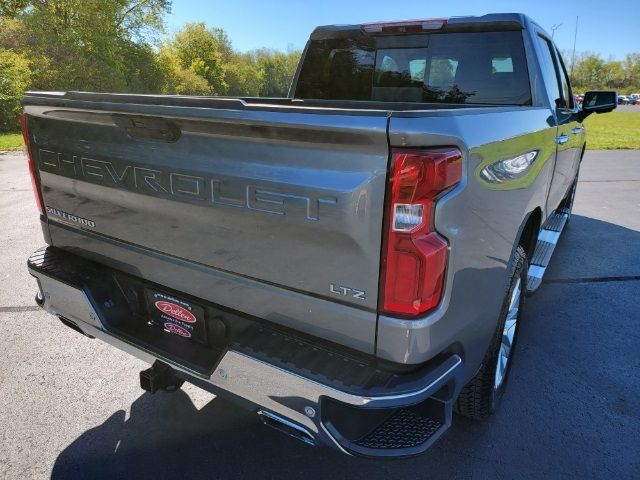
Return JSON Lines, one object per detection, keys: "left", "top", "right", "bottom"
{"left": 22, "top": 13, "right": 616, "bottom": 458}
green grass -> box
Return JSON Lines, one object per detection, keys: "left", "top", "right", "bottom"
{"left": 584, "top": 111, "right": 640, "bottom": 149}
{"left": 0, "top": 133, "right": 24, "bottom": 151}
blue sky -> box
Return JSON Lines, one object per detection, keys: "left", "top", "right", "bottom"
{"left": 168, "top": 0, "right": 636, "bottom": 60}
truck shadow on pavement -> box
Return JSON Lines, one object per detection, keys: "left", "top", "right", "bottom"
{"left": 50, "top": 215, "right": 640, "bottom": 480}
{"left": 49, "top": 388, "right": 482, "bottom": 480}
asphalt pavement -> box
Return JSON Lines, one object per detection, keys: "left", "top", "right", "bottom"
{"left": 0, "top": 150, "right": 638, "bottom": 479}
{"left": 571, "top": 104, "right": 640, "bottom": 113}
{"left": 616, "top": 104, "right": 640, "bottom": 113}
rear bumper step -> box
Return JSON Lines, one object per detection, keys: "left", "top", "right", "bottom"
{"left": 28, "top": 246, "right": 463, "bottom": 457}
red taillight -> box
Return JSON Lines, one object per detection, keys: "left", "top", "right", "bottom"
{"left": 379, "top": 148, "right": 462, "bottom": 317}
{"left": 20, "top": 114, "right": 45, "bottom": 215}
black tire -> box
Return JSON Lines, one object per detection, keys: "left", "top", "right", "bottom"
{"left": 455, "top": 246, "right": 527, "bottom": 420}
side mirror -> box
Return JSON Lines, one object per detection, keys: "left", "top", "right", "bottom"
{"left": 577, "top": 91, "right": 617, "bottom": 121}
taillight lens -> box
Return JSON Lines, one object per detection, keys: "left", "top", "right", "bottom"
{"left": 379, "top": 148, "right": 462, "bottom": 317}
{"left": 20, "top": 114, "right": 45, "bottom": 215}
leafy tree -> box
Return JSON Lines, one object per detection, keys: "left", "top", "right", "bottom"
{"left": 0, "top": 0, "right": 28, "bottom": 19}
{"left": 568, "top": 51, "right": 640, "bottom": 93}
{"left": 163, "top": 22, "right": 228, "bottom": 94}
{"left": 119, "top": 42, "right": 166, "bottom": 93}
{"left": 572, "top": 54, "right": 607, "bottom": 89}
{"left": 253, "top": 48, "right": 301, "bottom": 97}
{"left": 621, "top": 53, "right": 640, "bottom": 92}
{"left": 210, "top": 27, "right": 234, "bottom": 63}
{"left": 158, "top": 45, "right": 213, "bottom": 95}
{"left": 160, "top": 27, "right": 300, "bottom": 98}
{"left": 0, "top": 48, "right": 31, "bottom": 131}
{"left": 603, "top": 61, "right": 624, "bottom": 90}
{"left": 224, "top": 53, "right": 264, "bottom": 97}
{"left": 0, "top": 4, "right": 305, "bottom": 110}
{"left": 0, "top": 0, "right": 170, "bottom": 92}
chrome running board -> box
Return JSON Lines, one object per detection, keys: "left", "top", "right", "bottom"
{"left": 526, "top": 208, "right": 570, "bottom": 293}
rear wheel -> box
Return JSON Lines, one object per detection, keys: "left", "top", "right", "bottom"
{"left": 455, "top": 246, "right": 526, "bottom": 420}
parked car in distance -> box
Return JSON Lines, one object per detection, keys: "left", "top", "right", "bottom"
{"left": 617, "top": 94, "right": 629, "bottom": 105}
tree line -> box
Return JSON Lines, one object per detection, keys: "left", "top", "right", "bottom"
{"left": 0, "top": 0, "right": 300, "bottom": 131}
{"left": 566, "top": 50, "right": 640, "bottom": 94}
{"left": 1, "top": 1, "right": 639, "bottom": 132}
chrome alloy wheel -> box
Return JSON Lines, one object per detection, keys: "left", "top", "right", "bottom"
{"left": 494, "top": 277, "right": 521, "bottom": 390}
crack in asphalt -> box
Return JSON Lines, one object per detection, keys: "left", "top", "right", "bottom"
{"left": 545, "top": 275, "right": 640, "bottom": 284}
{"left": 0, "top": 306, "right": 41, "bottom": 312}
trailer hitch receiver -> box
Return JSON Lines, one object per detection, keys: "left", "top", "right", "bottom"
{"left": 140, "top": 360, "right": 185, "bottom": 393}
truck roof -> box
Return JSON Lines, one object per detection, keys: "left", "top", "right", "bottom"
{"left": 310, "top": 13, "right": 537, "bottom": 40}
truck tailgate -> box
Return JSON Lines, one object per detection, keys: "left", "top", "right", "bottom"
{"left": 24, "top": 94, "right": 390, "bottom": 351}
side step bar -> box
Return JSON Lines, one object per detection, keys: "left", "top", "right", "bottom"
{"left": 526, "top": 208, "right": 570, "bottom": 293}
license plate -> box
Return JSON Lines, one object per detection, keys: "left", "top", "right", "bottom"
{"left": 144, "top": 289, "right": 206, "bottom": 344}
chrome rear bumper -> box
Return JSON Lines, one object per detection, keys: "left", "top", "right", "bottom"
{"left": 29, "top": 246, "right": 463, "bottom": 457}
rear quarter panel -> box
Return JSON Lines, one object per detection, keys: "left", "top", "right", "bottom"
{"left": 379, "top": 107, "right": 555, "bottom": 378}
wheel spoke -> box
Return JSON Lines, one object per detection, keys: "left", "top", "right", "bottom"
{"left": 495, "top": 346, "right": 507, "bottom": 387}
{"left": 494, "top": 276, "right": 521, "bottom": 390}
{"left": 508, "top": 279, "right": 521, "bottom": 311}
{"left": 501, "top": 336, "right": 511, "bottom": 358}
{"left": 505, "top": 318, "right": 517, "bottom": 343}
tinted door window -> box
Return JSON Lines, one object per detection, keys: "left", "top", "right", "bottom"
{"left": 537, "top": 35, "right": 563, "bottom": 109}
{"left": 555, "top": 49, "right": 574, "bottom": 109}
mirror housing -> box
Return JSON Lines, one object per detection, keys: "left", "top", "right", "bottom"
{"left": 577, "top": 91, "right": 617, "bottom": 121}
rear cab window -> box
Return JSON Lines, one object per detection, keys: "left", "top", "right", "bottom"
{"left": 296, "top": 30, "right": 532, "bottom": 105}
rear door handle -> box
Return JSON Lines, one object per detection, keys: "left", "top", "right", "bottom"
{"left": 556, "top": 135, "right": 569, "bottom": 145}
{"left": 571, "top": 127, "right": 584, "bottom": 135}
